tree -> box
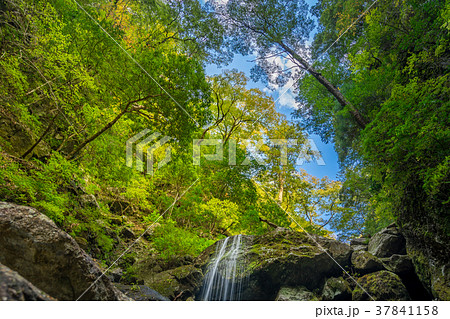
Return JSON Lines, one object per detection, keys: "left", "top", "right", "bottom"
{"left": 210, "top": 0, "right": 368, "bottom": 129}
{"left": 293, "top": 0, "right": 450, "bottom": 252}
{"left": 257, "top": 118, "right": 306, "bottom": 205}
{"left": 200, "top": 69, "right": 280, "bottom": 143}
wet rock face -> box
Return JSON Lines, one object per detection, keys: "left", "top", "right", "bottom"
{"left": 137, "top": 264, "right": 202, "bottom": 300}
{"left": 132, "top": 224, "right": 434, "bottom": 301}
{"left": 368, "top": 225, "right": 406, "bottom": 258}
{"left": 0, "top": 202, "right": 130, "bottom": 301}
{"left": 195, "top": 228, "right": 353, "bottom": 300}
{"left": 0, "top": 263, "right": 53, "bottom": 301}
{"left": 352, "top": 270, "right": 411, "bottom": 301}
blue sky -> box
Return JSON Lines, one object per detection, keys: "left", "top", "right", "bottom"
{"left": 204, "top": 0, "right": 340, "bottom": 180}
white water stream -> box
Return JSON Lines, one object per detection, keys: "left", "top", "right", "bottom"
{"left": 200, "top": 235, "right": 247, "bottom": 301}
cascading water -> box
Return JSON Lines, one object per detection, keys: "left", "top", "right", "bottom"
{"left": 200, "top": 235, "right": 248, "bottom": 301}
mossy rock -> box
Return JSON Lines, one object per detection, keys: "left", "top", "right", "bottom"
{"left": 275, "top": 286, "right": 319, "bottom": 301}
{"left": 321, "top": 277, "right": 352, "bottom": 301}
{"left": 350, "top": 238, "right": 369, "bottom": 246}
{"left": 351, "top": 250, "right": 385, "bottom": 274}
{"left": 381, "top": 254, "right": 414, "bottom": 274}
{"left": 197, "top": 229, "right": 353, "bottom": 300}
{"left": 114, "top": 283, "right": 169, "bottom": 301}
{"left": 139, "top": 264, "right": 202, "bottom": 300}
{"left": 405, "top": 241, "right": 450, "bottom": 300}
{"left": 352, "top": 271, "right": 411, "bottom": 301}
{"left": 244, "top": 230, "right": 353, "bottom": 292}
{"left": 368, "top": 225, "right": 406, "bottom": 258}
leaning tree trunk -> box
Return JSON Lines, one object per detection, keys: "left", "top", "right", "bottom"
{"left": 278, "top": 41, "right": 367, "bottom": 129}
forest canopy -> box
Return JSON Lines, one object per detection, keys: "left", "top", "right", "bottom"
{"left": 0, "top": 0, "right": 448, "bottom": 272}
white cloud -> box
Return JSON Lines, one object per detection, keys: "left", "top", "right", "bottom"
{"left": 264, "top": 56, "right": 299, "bottom": 109}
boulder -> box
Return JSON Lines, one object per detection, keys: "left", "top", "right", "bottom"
{"left": 321, "top": 277, "right": 352, "bottom": 301}
{"left": 0, "top": 263, "right": 53, "bottom": 301}
{"left": 0, "top": 202, "right": 130, "bottom": 300}
{"left": 402, "top": 225, "right": 450, "bottom": 300}
{"left": 275, "top": 286, "right": 318, "bottom": 301}
{"left": 350, "top": 238, "right": 369, "bottom": 246}
{"left": 351, "top": 250, "right": 385, "bottom": 274}
{"left": 368, "top": 225, "right": 406, "bottom": 258}
{"left": 313, "top": 235, "right": 354, "bottom": 267}
{"left": 379, "top": 255, "right": 432, "bottom": 300}
{"left": 381, "top": 254, "right": 414, "bottom": 274}
{"left": 352, "top": 270, "right": 411, "bottom": 301}
{"left": 109, "top": 268, "right": 124, "bottom": 283}
{"left": 114, "top": 283, "right": 169, "bottom": 301}
{"left": 137, "top": 264, "right": 202, "bottom": 300}
{"left": 197, "top": 229, "right": 353, "bottom": 300}
{"left": 79, "top": 194, "right": 99, "bottom": 209}
{"left": 352, "top": 245, "right": 368, "bottom": 251}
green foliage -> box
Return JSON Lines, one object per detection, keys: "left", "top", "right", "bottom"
{"left": 151, "top": 219, "right": 215, "bottom": 259}
{"left": 5, "top": 0, "right": 446, "bottom": 269}
{"left": 292, "top": 0, "right": 450, "bottom": 238}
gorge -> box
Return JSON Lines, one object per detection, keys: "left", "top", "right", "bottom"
{"left": 0, "top": 202, "right": 442, "bottom": 301}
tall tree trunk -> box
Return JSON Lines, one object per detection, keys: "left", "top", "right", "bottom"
{"left": 277, "top": 42, "right": 367, "bottom": 129}
{"left": 277, "top": 173, "right": 284, "bottom": 203}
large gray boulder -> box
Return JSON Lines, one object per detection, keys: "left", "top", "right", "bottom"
{"left": 381, "top": 254, "right": 414, "bottom": 275}
{"left": 368, "top": 224, "right": 406, "bottom": 258}
{"left": 0, "top": 263, "right": 53, "bottom": 301}
{"left": 352, "top": 270, "right": 411, "bottom": 301}
{"left": 275, "top": 286, "right": 318, "bottom": 301}
{"left": 0, "top": 202, "right": 130, "bottom": 300}
{"left": 136, "top": 264, "right": 202, "bottom": 300}
{"left": 351, "top": 250, "right": 385, "bottom": 274}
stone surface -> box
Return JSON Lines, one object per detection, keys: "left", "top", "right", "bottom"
{"left": 0, "top": 263, "right": 53, "bottom": 301}
{"left": 137, "top": 264, "right": 202, "bottom": 300}
{"left": 79, "top": 194, "right": 99, "bottom": 209}
{"left": 350, "top": 238, "right": 369, "bottom": 246}
{"left": 351, "top": 250, "right": 385, "bottom": 274}
{"left": 197, "top": 228, "right": 353, "bottom": 300}
{"left": 402, "top": 223, "right": 450, "bottom": 300}
{"left": 0, "top": 118, "right": 50, "bottom": 158}
{"left": 114, "top": 283, "right": 169, "bottom": 301}
{"left": 381, "top": 254, "right": 414, "bottom": 274}
{"left": 0, "top": 202, "right": 130, "bottom": 300}
{"left": 352, "top": 245, "right": 368, "bottom": 251}
{"left": 313, "top": 235, "right": 354, "bottom": 267}
{"left": 321, "top": 277, "right": 352, "bottom": 301}
{"left": 109, "top": 268, "right": 124, "bottom": 283}
{"left": 352, "top": 270, "right": 411, "bottom": 301}
{"left": 368, "top": 225, "right": 406, "bottom": 258}
{"left": 275, "top": 286, "right": 318, "bottom": 301}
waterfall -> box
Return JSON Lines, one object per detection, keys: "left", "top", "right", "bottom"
{"left": 200, "top": 235, "right": 248, "bottom": 301}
